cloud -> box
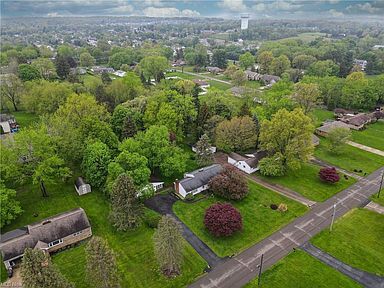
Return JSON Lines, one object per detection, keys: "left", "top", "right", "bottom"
{"left": 144, "top": 0, "right": 163, "bottom": 7}
{"left": 219, "top": 0, "right": 247, "bottom": 12}
{"left": 328, "top": 9, "right": 343, "bottom": 17}
{"left": 252, "top": 1, "right": 302, "bottom": 12}
{"left": 143, "top": 7, "right": 200, "bottom": 17}
{"left": 347, "top": 2, "right": 380, "bottom": 14}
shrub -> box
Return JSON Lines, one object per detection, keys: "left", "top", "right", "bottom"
{"left": 209, "top": 165, "right": 248, "bottom": 200}
{"left": 270, "top": 204, "right": 278, "bottom": 210}
{"left": 204, "top": 203, "right": 242, "bottom": 237}
{"left": 278, "top": 203, "right": 288, "bottom": 212}
{"left": 143, "top": 209, "right": 161, "bottom": 228}
{"left": 319, "top": 167, "right": 340, "bottom": 183}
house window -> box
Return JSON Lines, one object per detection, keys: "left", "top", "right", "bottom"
{"left": 73, "top": 231, "right": 83, "bottom": 237}
{"left": 48, "top": 239, "right": 63, "bottom": 248}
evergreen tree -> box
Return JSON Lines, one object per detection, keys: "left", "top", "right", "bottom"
{"left": 238, "top": 103, "right": 251, "bottom": 117}
{"left": 195, "top": 133, "right": 213, "bottom": 166}
{"left": 109, "top": 174, "right": 143, "bottom": 231}
{"left": 121, "top": 116, "right": 137, "bottom": 139}
{"left": 101, "top": 72, "right": 112, "bottom": 85}
{"left": 85, "top": 236, "right": 120, "bottom": 288}
{"left": 55, "top": 56, "right": 70, "bottom": 79}
{"left": 153, "top": 216, "right": 184, "bottom": 277}
{"left": 21, "top": 248, "right": 73, "bottom": 288}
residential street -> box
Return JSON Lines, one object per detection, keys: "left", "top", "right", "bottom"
{"left": 174, "top": 69, "right": 232, "bottom": 85}
{"left": 189, "top": 167, "right": 384, "bottom": 288}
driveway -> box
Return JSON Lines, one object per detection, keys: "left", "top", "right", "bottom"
{"left": 144, "top": 194, "right": 224, "bottom": 268}
{"left": 189, "top": 167, "right": 384, "bottom": 288}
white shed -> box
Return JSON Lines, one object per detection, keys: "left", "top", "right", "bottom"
{"left": 74, "top": 177, "right": 91, "bottom": 195}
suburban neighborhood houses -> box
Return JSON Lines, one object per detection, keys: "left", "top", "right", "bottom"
{"left": 0, "top": 4, "right": 384, "bottom": 288}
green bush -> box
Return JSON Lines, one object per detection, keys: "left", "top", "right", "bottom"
{"left": 143, "top": 209, "right": 161, "bottom": 228}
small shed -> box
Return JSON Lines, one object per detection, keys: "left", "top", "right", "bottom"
{"left": 74, "top": 177, "right": 91, "bottom": 195}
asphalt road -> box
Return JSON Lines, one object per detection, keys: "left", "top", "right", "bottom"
{"left": 190, "top": 167, "right": 384, "bottom": 288}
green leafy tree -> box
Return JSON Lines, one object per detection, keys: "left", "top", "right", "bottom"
{"left": 270, "top": 55, "right": 291, "bottom": 77}
{"left": 108, "top": 51, "right": 135, "bottom": 70}
{"left": 122, "top": 116, "right": 137, "bottom": 139}
{"left": 22, "top": 80, "right": 73, "bottom": 114}
{"left": 211, "top": 49, "right": 227, "bottom": 69}
{"left": 259, "top": 153, "right": 285, "bottom": 177}
{"left": 139, "top": 56, "right": 168, "bottom": 82}
{"left": 80, "top": 52, "right": 95, "bottom": 67}
{"left": 85, "top": 236, "right": 120, "bottom": 288}
{"left": 82, "top": 141, "right": 112, "bottom": 188}
{"left": 292, "top": 54, "right": 316, "bottom": 70}
{"left": 195, "top": 134, "right": 213, "bottom": 166}
{"left": 257, "top": 51, "right": 274, "bottom": 74}
{"left": 239, "top": 52, "right": 255, "bottom": 70}
{"left": 215, "top": 116, "right": 257, "bottom": 152}
{"left": 21, "top": 248, "right": 73, "bottom": 288}
{"left": 55, "top": 56, "right": 70, "bottom": 79}
{"left": 153, "top": 215, "right": 184, "bottom": 277}
{"left": 106, "top": 72, "right": 144, "bottom": 105}
{"left": 231, "top": 69, "right": 247, "bottom": 86}
{"left": 109, "top": 174, "right": 143, "bottom": 230}
{"left": 0, "top": 74, "right": 23, "bottom": 111}
{"left": 292, "top": 82, "right": 320, "bottom": 114}
{"left": 307, "top": 60, "right": 339, "bottom": 77}
{"left": 259, "top": 108, "right": 314, "bottom": 175}
{"left": 18, "top": 64, "right": 41, "bottom": 81}
{"left": 31, "top": 58, "right": 57, "bottom": 80}
{"left": 327, "top": 127, "right": 351, "bottom": 154}
{"left": 0, "top": 182, "right": 22, "bottom": 228}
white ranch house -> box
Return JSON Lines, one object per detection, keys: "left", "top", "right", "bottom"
{"left": 227, "top": 151, "right": 267, "bottom": 174}
{"left": 174, "top": 164, "right": 223, "bottom": 198}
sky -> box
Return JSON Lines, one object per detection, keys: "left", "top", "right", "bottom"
{"left": 1, "top": 0, "right": 384, "bottom": 19}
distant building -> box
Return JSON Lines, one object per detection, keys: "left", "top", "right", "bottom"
{"left": 241, "top": 14, "right": 249, "bottom": 30}
{"left": 0, "top": 208, "right": 92, "bottom": 271}
{"left": 353, "top": 59, "right": 367, "bottom": 71}
{"left": 174, "top": 164, "right": 223, "bottom": 198}
{"left": 113, "top": 70, "right": 126, "bottom": 77}
{"left": 315, "top": 121, "right": 351, "bottom": 136}
{"left": 0, "top": 114, "right": 18, "bottom": 134}
{"left": 373, "top": 45, "right": 384, "bottom": 50}
{"left": 206, "top": 66, "right": 224, "bottom": 74}
{"left": 227, "top": 151, "right": 267, "bottom": 174}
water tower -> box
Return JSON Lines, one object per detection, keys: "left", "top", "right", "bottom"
{"left": 241, "top": 14, "right": 249, "bottom": 30}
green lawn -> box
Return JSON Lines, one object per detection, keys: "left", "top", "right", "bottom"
{"left": 314, "top": 138, "right": 384, "bottom": 174}
{"left": 173, "top": 181, "right": 308, "bottom": 257}
{"left": 13, "top": 111, "right": 40, "bottom": 128}
{"left": 311, "top": 108, "right": 334, "bottom": 127}
{"left": 371, "top": 190, "right": 384, "bottom": 206}
{"left": 243, "top": 81, "right": 261, "bottom": 89}
{"left": 351, "top": 121, "right": 384, "bottom": 151}
{"left": 244, "top": 250, "right": 361, "bottom": 288}
{"left": 312, "top": 209, "right": 384, "bottom": 276}
{"left": 207, "top": 80, "right": 231, "bottom": 91}
{"left": 3, "top": 178, "right": 206, "bottom": 287}
{"left": 256, "top": 163, "right": 356, "bottom": 202}
{"left": 0, "top": 256, "right": 7, "bottom": 283}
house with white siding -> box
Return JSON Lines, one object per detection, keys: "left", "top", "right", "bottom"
{"left": 227, "top": 151, "right": 267, "bottom": 174}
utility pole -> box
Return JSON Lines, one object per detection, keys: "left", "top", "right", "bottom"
{"left": 330, "top": 204, "right": 336, "bottom": 232}
{"left": 258, "top": 254, "right": 264, "bottom": 287}
{"left": 378, "top": 171, "right": 384, "bottom": 199}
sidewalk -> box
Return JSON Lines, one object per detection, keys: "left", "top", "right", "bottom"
{"left": 365, "top": 201, "right": 384, "bottom": 215}
{"left": 347, "top": 141, "right": 384, "bottom": 157}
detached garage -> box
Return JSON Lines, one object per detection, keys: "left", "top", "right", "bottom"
{"left": 74, "top": 177, "right": 91, "bottom": 195}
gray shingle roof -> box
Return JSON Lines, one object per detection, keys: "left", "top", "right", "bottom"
{"left": 0, "top": 208, "right": 90, "bottom": 261}
{"left": 179, "top": 164, "right": 223, "bottom": 193}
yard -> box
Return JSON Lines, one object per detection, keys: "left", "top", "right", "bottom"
{"left": 256, "top": 162, "right": 356, "bottom": 202}
{"left": 244, "top": 250, "right": 361, "bottom": 288}
{"left": 2, "top": 178, "right": 206, "bottom": 287}
{"left": 314, "top": 138, "right": 384, "bottom": 174}
{"left": 311, "top": 209, "right": 384, "bottom": 276}
{"left": 173, "top": 181, "right": 308, "bottom": 257}
{"left": 351, "top": 121, "right": 384, "bottom": 151}
{"left": 13, "top": 111, "right": 40, "bottom": 128}
{"left": 371, "top": 191, "right": 384, "bottom": 206}
{"left": 311, "top": 108, "right": 334, "bottom": 127}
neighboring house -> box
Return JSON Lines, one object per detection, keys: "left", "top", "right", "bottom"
{"left": 260, "top": 75, "right": 280, "bottom": 86}
{"left": 113, "top": 70, "right": 126, "bottom": 77}
{"left": 353, "top": 59, "right": 367, "bottom": 71}
{"left": 339, "top": 113, "right": 376, "bottom": 130}
{"left": 206, "top": 66, "right": 224, "bottom": 74}
{"left": 174, "top": 164, "right": 223, "bottom": 198}
{"left": 315, "top": 121, "right": 351, "bottom": 136}
{"left": 192, "top": 146, "right": 217, "bottom": 154}
{"left": 74, "top": 177, "right": 91, "bottom": 195}
{"left": 193, "top": 79, "right": 210, "bottom": 88}
{"left": 230, "top": 86, "right": 254, "bottom": 97}
{"left": 0, "top": 208, "right": 92, "bottom": 270}
{"left": 245, "top": 70, "right": 261, "bottom": 81}
{"left": 0, "top": 114, "right": 18, "bottom": 134}
{"left": 227, "top": 151, "right": 267, "bottom": 174}
{"left": 172, "top": 59, "right": 186, "bottom": 67}
{"left": 91, "top": 66, "right": 115, "bottom": 74}
{"left": 151, "top": 182, "right": 164, "bottom": 191}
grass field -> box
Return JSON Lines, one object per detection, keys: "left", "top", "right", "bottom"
{"left": 3, "top": 177, "right": 206, "bottom": 287}
{"left": 244, "top": 250, "right": 361, "bottom": 288}
{"left": 13, "top": 111, "right": 40, "bottom": 128}
{"left": 370, "top": 190, "right": 384, "bottom": 206}
{"left": 277, "top": 32, "right": 328, "bottom": 43}
{"left": 312, "top": 209, "right": 384, "bottom": 276}
{"left": 256, "top": 163, "right": 356, "bottom": 202}
{"left": 173, "top": 181, "right": 308, "bottom": 257}
{"left": 311, "top": 108, "right": 334, "bottom": 127}
{"left": 314, "top": 138, "right": 384, "bottom": 174}
{"left": 351, "top": 121, "right": 384, "bottom": 151}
